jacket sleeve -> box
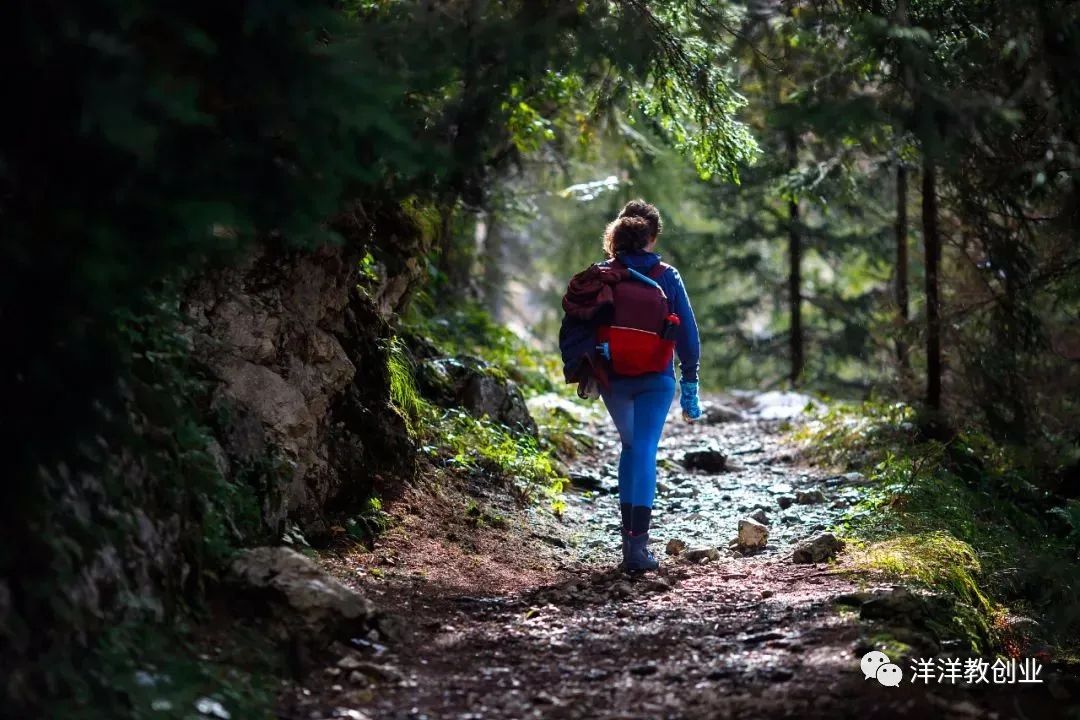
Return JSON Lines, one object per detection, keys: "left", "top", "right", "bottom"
{"left": 667, "top": 267, "right": 700, "bottom": 383}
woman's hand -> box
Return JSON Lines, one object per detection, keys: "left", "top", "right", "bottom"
{"left": 680, "top": 380, "right": 702, "bottom": 422}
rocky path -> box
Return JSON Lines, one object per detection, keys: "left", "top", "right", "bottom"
{"left": 287, "top": 393, "right": 1070, "bottom": 720}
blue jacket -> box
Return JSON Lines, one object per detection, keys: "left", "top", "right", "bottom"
{"left": 560, "top": 251, "right": 700, "bottom": 383}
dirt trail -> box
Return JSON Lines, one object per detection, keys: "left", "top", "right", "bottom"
{"left": 288, "top": 394, "right": 1070, "bottom": 720}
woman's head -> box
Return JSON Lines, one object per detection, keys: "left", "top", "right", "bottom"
{"left": 603, "top": 199, "right": 662, "bottom": 258}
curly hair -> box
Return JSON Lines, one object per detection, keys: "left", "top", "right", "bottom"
{"left": 618, "top": 199, "right": 662, "bottom": 237}
{"left": 603, "top": 215, "right": 653, "bottom": 257}
{"left": 602, "top": 199, "right": 662, "bottom": 258}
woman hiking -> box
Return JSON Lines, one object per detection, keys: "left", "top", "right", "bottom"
{"left": 560, "top": 200, "right": 702, "bottom": 572}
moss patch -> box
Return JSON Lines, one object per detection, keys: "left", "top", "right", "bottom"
{"left": 848, "top": 532, "right": 991, "bottom": 611}
{"left": 800, "top": 400, "right": 1080, "bottom": 657}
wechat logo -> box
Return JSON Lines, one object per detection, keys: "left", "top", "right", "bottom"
{"left": 861, "top": 651, "right": 903, "bottom": 687}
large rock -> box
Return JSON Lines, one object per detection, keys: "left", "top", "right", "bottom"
{"left": 186, "top": 245, "right": 417, "bottom": 534}
{"left": 665, "top": 538, "right": 688, "bottom": 556}
{"left": 704, "top": 402, "right": 747, "bottom": 424}
{"left": 859, "top": 586, "right": 932, "bottom": 624}
{"left": 795, "top": 489, "right": 826, "bottom": 505}
{"left": 683, "top": 446, "right": 728, "bottom": 473}
{"left": 683, "top": 547, "right": 721, "bottom": 563}
{"left": 229, "top": 546, "right": 374, "bottom": 640}
{"left": 417, "top": 355, "right": 536, "bottom": 435}
{"left": 747, "top": 391, "right": 817, "bottom": 420}
{"left": 737, "top": 518, "right": 769, "bottom": 550}
{"left": 793, "top": 532, "right": 844, "bottom": 563}
{"left": 526, "top": 392, "right": 595, "bottom": 425}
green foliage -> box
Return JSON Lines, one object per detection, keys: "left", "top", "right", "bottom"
{"left": 794, "top": 401, "right": 917, "bottom": 469}
{"left": 428, "top": 408, "right": 558, "bottom": 492}
{"left": 386, "top": 337, "right": 430, "bottom": 435}
{"left": 346, "top": 495, "right": 393, "bottom": 543}
{"left": 802, "top": 400, "right": 1080, "bottom": 651}
{"left": 850, "top": 531, "right": 991, "bottom": 611}
{"left": 627, "top": 2, "right": 760, "bottom": 182}
{"left": 395, "top": 298, "right": 583, "bottom": 522}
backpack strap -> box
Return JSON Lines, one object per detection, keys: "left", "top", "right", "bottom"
{"left": 611, "top": 258, "right": 669, "bottom": 279}
{"left": 647, "top": 262, "right": 670, "bottom": 280}
{"left": 649, "top": 262, "right": 673, "bottom": 312}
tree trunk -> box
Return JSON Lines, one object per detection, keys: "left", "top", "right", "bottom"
{"left": 480, "top": 210, "right": 505, "bottom": 322}
{"left": 787, "top": 132, "right": 804, "bottom": 387}
{"left": 921, "top": 158, "right": 942, "bottom": 411}
{"left": 436, "top": 211, "right": 472, "bottom": 303}
{"left": 895, "top": 163, "right": 910, "bottom": 368}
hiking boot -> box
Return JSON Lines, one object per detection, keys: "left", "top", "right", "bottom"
{"left": 620, "top": 529, "right": 630, "bottom": 567}
{"left": 625, "top": 532, "right": 659, "bottom": 572}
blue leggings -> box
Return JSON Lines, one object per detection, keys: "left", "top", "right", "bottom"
{"left": 600, "top": 374, "right": 676, "bottom": 507}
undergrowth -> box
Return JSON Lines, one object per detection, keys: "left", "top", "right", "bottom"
{"left": 382, "top": 287, "right": 594, "bottom": 518}
{"left": 385, "top": 309, "right": 569, "bottom": 509}
{"left": 429, "top": 408, "right": 558, "bottom": 487}
{"left": 22, "top": 292, "right": 284, "bottom": 718}
{"left": 798, "top": 400, "right": 1080, "bottom": 656}
{"left": 64, "top": 621, "right": 280, "bottom": 720}
{"left": 404, "top": 298, "right": 560, "bottom": 397}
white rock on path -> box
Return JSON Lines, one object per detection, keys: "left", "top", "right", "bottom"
{"left": 737, "top": 518, "right": 769, "bottom": 550}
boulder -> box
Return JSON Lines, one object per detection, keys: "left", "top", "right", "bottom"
{"left": 417, "top": 356, "right": 536, "bottom": 435}
{"left": 683, "top": 447, "right": 728, "bottom": 473}
{"left": 795, "top": 489, "right": 826, "bottom": 505}
{"left": 777, "top": 496, "right": 795, "bottom": 510}
{"left": 229, "top": 546, "right": 374, "bottom": 641}
{"left": 567, "top": 471, "right": 605, "bottom": 492}
{"left": 792, "top": 533, "right": 844, "bottom": 564}
{"left": 185, "top": 245, "right": 417, "bottom": 533}
{"left": 748, "top": 391, "right": 816, "bottom": 420}
{"left": 704, "top": 403, "right": 747, "bottom": 424}
{"left": 859, "top": 587, "right": 931, "bottom": 624}
{"left": 832, "top": 591, "right": 874, "bottom": 607}
{"left": 683, "top": 547, "right": 721, "bottom": 563}
{"left": 526, "top": 392, "right": 596, "bottom": 425}
{"left": 737, "top": 518, "right": 769, "bottom": 550}
{"left": 665, "top": 538, "right": 688, "bottom": 556}
{"left": 842, "top": 471, "right": 870, "bottom": 485}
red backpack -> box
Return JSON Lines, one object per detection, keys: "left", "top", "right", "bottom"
{"left": 597, "top": 260, "right": 681, "bottom": 376}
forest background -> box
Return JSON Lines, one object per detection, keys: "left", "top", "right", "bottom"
{"left": 3, "top": 0, "right": 1080, "bottom": 716}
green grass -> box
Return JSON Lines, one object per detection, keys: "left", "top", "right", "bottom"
{"left": 428, "top": 408, "right": 559, "bottom": 489}
{"left": 386, "top": 336, "right": 429, "bottom": 435}
{"left": 798, "top": 400, "right": 1080, "bottom": 655}
{"left": 847, "top": 531, "right": 991, "bottom": 611}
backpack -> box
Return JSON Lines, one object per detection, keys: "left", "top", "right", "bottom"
{"left": 596, "top": 260, "right": 680, "bottom": 376}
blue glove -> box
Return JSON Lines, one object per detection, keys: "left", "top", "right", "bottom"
{"left": 596, "top": 342, "right": 611, "bottom": 360}
{"left": 680, "top": 380, "right": 701, "bottom": 421}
